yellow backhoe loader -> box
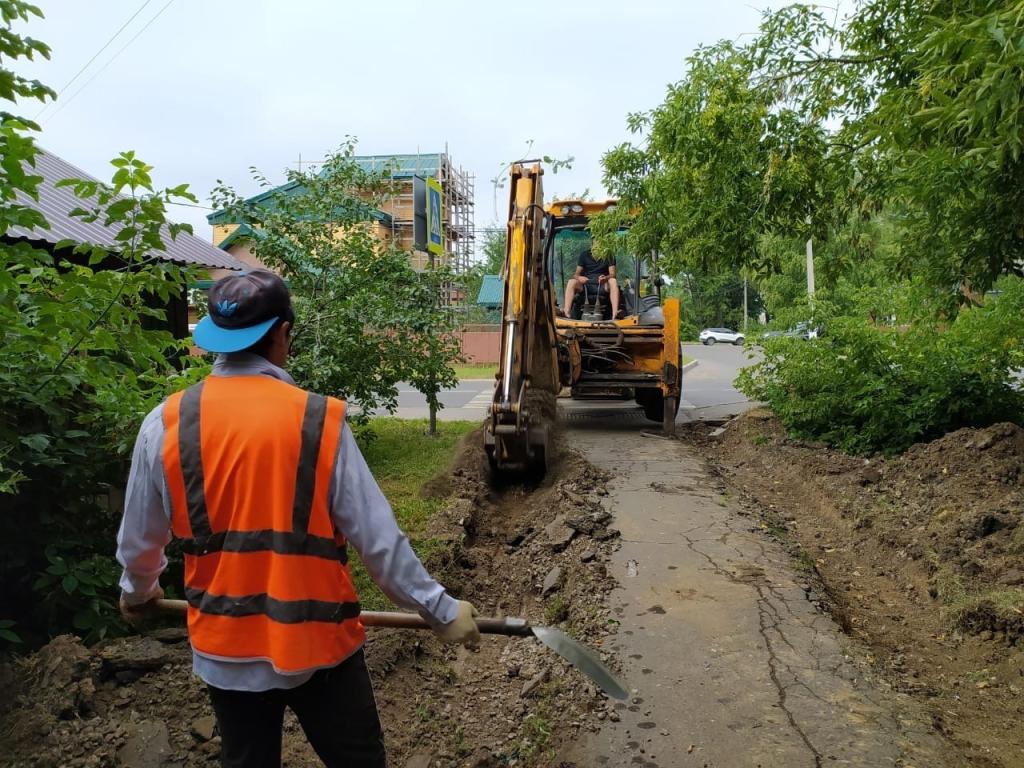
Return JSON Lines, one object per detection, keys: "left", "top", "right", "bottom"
{"left": 484, "top": 162, "right": 682, "bottom": 476}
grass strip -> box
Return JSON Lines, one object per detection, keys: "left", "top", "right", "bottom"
{"left": 349, "top": 418, "right": 477, "bottom": 610}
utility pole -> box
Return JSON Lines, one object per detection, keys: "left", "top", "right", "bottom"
{"left": 806, "top": 237, "right": 816, "bottom": 298}
{"left": 743, "top": 275, "right": 749, "bottom": 331}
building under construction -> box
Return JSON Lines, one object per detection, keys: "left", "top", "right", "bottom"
{"left": 208, "top": 150, "right": 475, "bottom": 306}
{"left": 352, "top": 152, "right": 475, "bottom": 281}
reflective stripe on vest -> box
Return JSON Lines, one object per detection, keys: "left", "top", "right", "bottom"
{"left": 162, "top": 375, "right": 365, "bottom": 672}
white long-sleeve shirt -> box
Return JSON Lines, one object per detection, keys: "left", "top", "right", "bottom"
{"left": 116, "top": 352, "right": 458, "bottom": 691}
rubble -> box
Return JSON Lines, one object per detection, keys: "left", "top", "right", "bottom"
{"left": 541, "top": 566, "right": 564, "bottom": 597}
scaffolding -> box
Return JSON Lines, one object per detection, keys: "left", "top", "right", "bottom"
{"left": 353, "top": 149, "right": 475, "bottom": 307}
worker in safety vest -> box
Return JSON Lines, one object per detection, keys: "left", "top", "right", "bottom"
{"left": 115, "top": 269, "right": 480, "bottom": 768}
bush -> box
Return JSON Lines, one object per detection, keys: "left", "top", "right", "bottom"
{"left": 0, "top": 154, "right": 207, "bottom": 648}
{"left": 737, "top": 278, "right": 1024, "bottom": 455}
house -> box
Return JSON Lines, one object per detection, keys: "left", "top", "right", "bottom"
{"left": 208, "top": 152, "right": 475, "bottom": 305}
{"left": 5, "top": 147, "right": 247, "bottom": 338}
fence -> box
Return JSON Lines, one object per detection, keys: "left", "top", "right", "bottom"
{"left": 458, "top": 324, "right": 500, "bottom": 363}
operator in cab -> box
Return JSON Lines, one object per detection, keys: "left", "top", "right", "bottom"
{"left": 562, "top": 248, "right": 622, "bottom": 319}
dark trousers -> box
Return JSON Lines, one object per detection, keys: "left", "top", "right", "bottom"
{"left": 206, "top": 648, "right": 386, "bottom": 768}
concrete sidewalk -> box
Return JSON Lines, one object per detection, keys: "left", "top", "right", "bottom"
{"left": 561, "top": 426, "right": 949, "bottom": 768}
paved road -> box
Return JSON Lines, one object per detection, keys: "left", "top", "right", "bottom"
{"left": 560, "top": 426, "right": 949, "bottom": 767}
{"left": 374, "top": 342, "right": 758, "bottom": 425}
{"left": 372, "top": 380, "right": 495, "bottom": 422}
{"left": 680, "top": 342, "right": 759, "bottom": 422}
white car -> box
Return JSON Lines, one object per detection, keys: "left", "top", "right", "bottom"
{"left": 700, "top": 327, "right": 745, "bottom": 345}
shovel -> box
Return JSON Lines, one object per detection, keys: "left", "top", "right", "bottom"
{"left": 153, "top": 599, "right": 627, "bottom": 700}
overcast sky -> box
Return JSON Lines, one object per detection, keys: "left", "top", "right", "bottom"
{"left": 21, "top": 0, "right": 781, "bottom": 247}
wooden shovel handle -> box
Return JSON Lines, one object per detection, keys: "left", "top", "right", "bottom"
{"left": 152, "top": 599, "right": 533, "bottom": 637}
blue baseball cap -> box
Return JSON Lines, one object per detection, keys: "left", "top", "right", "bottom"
{"left": 193, "top": 270, "right": 294, "bottom": 354}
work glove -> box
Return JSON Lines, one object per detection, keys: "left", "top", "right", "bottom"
{"left": 119, "top": 585, "right": 165, "bottom": 628}
{"left": 434, "top": 600, "right": 480, "bottom": 646}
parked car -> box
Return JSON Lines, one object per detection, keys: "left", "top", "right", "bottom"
{"left": 763, "top": 321, "right": 821, "bottom": 340}
{"left": 699, "top": 327, "right": 745, "bottom": 345}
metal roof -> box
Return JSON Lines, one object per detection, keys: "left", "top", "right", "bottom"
{"left": 344, "top": 153, "right": 444, "bottom": 178}
{"left": 207, "top": 154, "right": 445, "bottom": 226}
{"left": 6, "top": 147, "right": 246, "bottom": 271}
{"left": 476, "top": 274, "right": 504, "bottom": 307}
{"left": 207, "top": 181, "right": 393, "bottom": 227}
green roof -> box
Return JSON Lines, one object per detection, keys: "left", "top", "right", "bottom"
{"left": 477, "top": 274, "right": 504, "bottom": 307}
{"left": 216, "top": 222, "right": 265, "bottom": 250}
{"left": 207, "top": 153, "right": 446, "bottom": 226}
{"left": 342, "top": 153, "right": 444, "bottom": 178}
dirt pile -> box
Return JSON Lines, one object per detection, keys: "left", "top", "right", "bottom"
{"left": 688, "top": 411, "right": 1024, "bottom": 767}
{"left": 382, "top": 431, "right": 622, "bottom": 766}
{"left": 0, "top": 429, "right": 622, "bottom": 768}
{"left": 0, "top": 631, "right": 209, "bottom": 768}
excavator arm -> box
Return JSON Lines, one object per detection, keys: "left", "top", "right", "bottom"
{"left": 485, "top": 163, "right": 560, "bottom": 476}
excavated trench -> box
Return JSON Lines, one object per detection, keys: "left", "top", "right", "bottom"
{"left": 0, "top": 428, "right": 622, "bottom": 768}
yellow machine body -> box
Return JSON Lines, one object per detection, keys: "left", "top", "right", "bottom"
{"left": 485, "top": 170, "right": 682, "bottom": 477}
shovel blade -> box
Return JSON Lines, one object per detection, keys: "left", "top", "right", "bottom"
{"left": 531, "top": 626, "right": 628, "bottom": 700}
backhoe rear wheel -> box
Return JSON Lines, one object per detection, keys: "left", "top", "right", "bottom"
{"left": 636, "top": 388, "right": 664, "bottom": 423}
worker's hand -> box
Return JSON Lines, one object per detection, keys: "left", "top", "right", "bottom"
{"left": 119, "top": 586, "right": 165, "bottom": 628}
{"left": 598, "top": 274, "right": 608, "bottom": 284}
{"left": 434, "top": 600, "right": 480, "bottom": 646}
{"left": 577, "top": 275, "right": 588, "bottom": 284}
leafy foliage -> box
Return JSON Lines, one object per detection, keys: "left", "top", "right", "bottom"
{"left": 600, "top": 1, "right": 1024, "bottom": 302}
{"left": 210, "top": 142, "right": 461, "bottom": 425}
{"left": 737, "top": 278, "right": 1024, "bottom": 455}
{"left": 597, "top": 1, "right": 1024, "bottom": 453}
{"left": 672, "top": 270, "right": 762, "bottom": 340}
{"left": 460, "top": 228, "right": 506, "bottom": 324}
{"left": 0, "top": 2, "right": 206, "bottom": 647}
{"left": 596, "top": 41, "right": 845, "bottom": 279}
{"left": 750, "top": 0, "right": 1024, "bottom": 299}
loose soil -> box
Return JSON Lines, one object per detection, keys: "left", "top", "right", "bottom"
{"left": 685, "top": 411, "right": 1024, "bottom": 768}
{"left": 0, "top": 428, "right": 622, "bottom": 768}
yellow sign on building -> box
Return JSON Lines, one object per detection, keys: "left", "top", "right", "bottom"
{"left": 426, "top": 176, "right": 443, "bottom": 256}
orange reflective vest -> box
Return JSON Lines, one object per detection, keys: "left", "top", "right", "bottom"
{"left": 162, "top": 375, "right": 365, "bottom": 672}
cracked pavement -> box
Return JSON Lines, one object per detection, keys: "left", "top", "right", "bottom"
{"left": 560, "top": 422, "right": 950, "bottom": 768}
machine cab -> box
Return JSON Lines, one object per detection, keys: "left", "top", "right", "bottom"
{"left": 545, "top": 199, "right": 668, "bottom": 327}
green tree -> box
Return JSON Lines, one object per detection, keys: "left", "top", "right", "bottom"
{"left": 0, "top": 2, "right": 206, "bottom": 646}
{"left": 752, "top": 0, "right": 1024, "bottom": 300}
{"left": 595, "top": 41, "right": 846, "bottom": 280}
{"left": 460, "top": 227, "right": 506, "bottom": 323}
{"left": 210, "top": 144, "right": 461, "bottom": 427}
{"left": 673, "top": 270, "right": 761, "bottom": 340}
{"left": 595, "top": 1, "right": 1024, "bottom": 453}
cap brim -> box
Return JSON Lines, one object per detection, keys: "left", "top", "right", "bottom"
{"left": 193, "top": 315, "right": 278, "bottom": 354}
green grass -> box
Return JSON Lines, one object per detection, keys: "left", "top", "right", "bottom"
{"left": 946, "top": 587, "right": 1024, "bottom": 632}
{"left": 349, "top": 418, "right": 478, "bottom": 609}
{"left": 452, "top": 362, "right": 497, "bottom": 381}
{"left": 544, "top": 594, "right": 568, "bottom": 625}
{"left": 682, "top": 353, "right": 695, "bottom": 365}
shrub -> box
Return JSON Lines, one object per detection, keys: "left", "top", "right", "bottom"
{"left": 737, "top": 278, "right": 1024, "bottom": 455}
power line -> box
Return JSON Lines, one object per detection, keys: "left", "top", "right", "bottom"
{"left": 165, "top": 200, "right": 214, "bottom": 210}
{"left": 35, "top": 0, "right": 155, "bottom": 120}
{"left": 43, "top": 0, "right": 176, "bottom": 125}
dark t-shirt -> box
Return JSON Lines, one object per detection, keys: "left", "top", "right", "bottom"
{"left": 577, "top": 251, "right": 615, "bottom": 281}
